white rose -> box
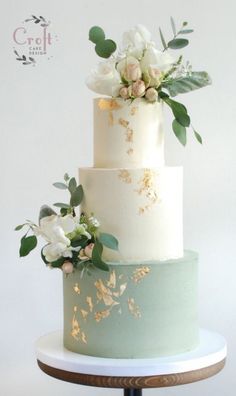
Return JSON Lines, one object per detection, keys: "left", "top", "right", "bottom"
{"left": 35, "top": 214, "right": 75, "bottom": 245}
{"left": 43, "top": 242, "right": 71, "bottom": 262}
{"left": 117, "top": 56, "right": 141, "bottom": 82}
{"left": 86, "top": 60, "right": 121, "bottom": 97}
{"left": 140, "top": 47, "right": 174, "bottom": 74}
{"left": 122, "top": 25, "right": 154, "bottom": 58}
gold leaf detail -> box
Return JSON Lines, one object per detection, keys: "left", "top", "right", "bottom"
{"left": 119, "top": 118, "right": 129, "bottom": 128}
{"left": 127, "top": 298, "right": 141, "bottom": 318}
{"left": 95, "top": 279, "right": 117, "bottom": 306}
{"left": 135, "top": 169, "right": 159, "bottom": 214}
{"left": 118, "top": 170, "right": 132, "bottom": 184}
{"left": 108, "top": 111, "right": 114, "bottom": 126}
{"left": 106, "top": 270, "right": 116, "bottom": 289}
{"left": 98, "top": 98, "right": 122, "bottom": 111}
{"left": 132, "top": 267, "right": 151, "bottom": 283}
{"left": 127, "top": 147, "right": 134, "bottom": 156}
{"left": 80, "top": 309, "right": 89, "bottom": 321}
{"left": 73, "top": 283, "right": 81, "bottom": 294}
{"left": 71, "top": 306, "right": 87, "bottom": 343}
{"left": 125, "top": 128, "right": 134, "bottom": 143}
{"left": 130, "top": 106, "right": 138, "bottom": 115}
{"left": 94, "top": 309, "right": 111, "bottom": 322}
{"left": 86, "top": 296, "right": 94, "bottom": 312}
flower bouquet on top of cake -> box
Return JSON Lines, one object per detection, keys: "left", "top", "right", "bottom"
{"left": 86, "top": 18, "right": 211, "bottom": 145}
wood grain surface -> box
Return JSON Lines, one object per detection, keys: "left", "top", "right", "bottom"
{"left": 37, "top": 358, "right": 226, "bottom": 388}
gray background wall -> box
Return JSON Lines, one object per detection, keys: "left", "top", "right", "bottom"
{"left": 0, "top": 0, "right": 235, "bottom": 394}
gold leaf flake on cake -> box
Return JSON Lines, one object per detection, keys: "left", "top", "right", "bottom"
{"left": 130, "top": 106, "right": 138, "bottom": 115}
{"left": 80, "top": 309, "right": 89, "bottom": 321}
{"left": 119, "top": 118, "right": 130, "bottom": 128}
{"left": 118, "top": 169, "right": 132, "bottom": 184}
{"left": 106, "top": 270, "right": 116, "bottom": 289}
{"left": 95, "top": 279, "right": 117, "bottom": 306}
{"left": 127, "top": 298, "right": 141, "bottom": 318}
{"left": 98, "top": 98, "right": 122, "bottom": 110}
{"left": 127, "top": 148, "right": 134, "bottom": 156}
{"left": 94, "top": 308, "right": 111, "bottom": 322}
{"left": 86, "top": 296, "right": 94, "bottom": 312}
{"left": 71, "top": 306, "right": 87, "bottom": 344}
{"left": 73, "top": 283, "right": 81, "bottom": 294}
{"left": 108, "top": 111, "right": 114, "bottom": 126}
{"left": 125, "top": 128, "right": 134, "bottom": 143}
{"left": 135, "top": 169, "right": 159, "bottom": 214}
{"left": 132, "top": 267, "right": 151, "bottom": 283}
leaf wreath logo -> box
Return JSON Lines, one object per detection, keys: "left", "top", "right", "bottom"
{"left": 13, "top": 15, "right": 54, "bottom": 67}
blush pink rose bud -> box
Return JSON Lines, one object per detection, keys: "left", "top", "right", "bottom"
{"left": 145, "top": 87, "right": 158, "bottom": 102}
{"left": 62, "top": 261, "right": 74, "bottom": 274}
{"left": 149, "top": 66, "right": 161, "bottom": 80}
{"left": 84, "top": 243, "right": 94, "bottom": 258}
{"left": 119, "top": 86, "right": 129, "bottom": 99}
{"left": 132, "top": 80, "right": 146, "bottom": 98}
{"left": 124, "top": 63, "right": 142, "bottom": 81}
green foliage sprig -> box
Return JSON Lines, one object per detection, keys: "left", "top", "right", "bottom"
{"left": 159, "top": 17, "right": 193, "bottom": 51}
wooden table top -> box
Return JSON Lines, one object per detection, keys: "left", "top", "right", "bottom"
{"left": 36, "top": 329, "right": 227, "bottom": 389}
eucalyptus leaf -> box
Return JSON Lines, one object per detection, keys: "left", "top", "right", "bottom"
{"left": 70, "top": 184, "right": 84, "bottom": 207}
{"left": 99, "top": 233, "right": 119, "bottom": 251}
{"left": 15, "top": 224, "right": 27, "bottom": 231}
{"left": 159, "top": 28, "right": 167, "bottom": 50}
{"left": 95, "top": 39, "right": 117, "bottom": 58}
{"left": 163, "top": 71, "right": 212, "bottom": 97}
{"left": 172, "top": 119, "right": 187, "bottom": 146}
{"left": 64, "top": 173, "right": 70, "bottom": 182}
{"left": 68, "top": 177, "right": 77, "bottom": 194}
{"left": 53, "top": 202, "right": 71, "bottom": 209}
{"left": 92, "top": 240, "right": 109, "bottom": 271}
{"left": 193, "top": 129, "right": 203, "bottom": 144}
{"left": 179, "top": 29, "right": 194, "bottom": 34}
{"left": 53, "top": 182, "right": 68, "bottom": 190}
{"left": 20, "top": 235, "right": 37, "bottom": 257}
{"left": 89, "top": 26, "right": 105, "bottom": 44}
{"left": 163, "top": 97, "right": 190, "bottom": 127}
{"left": 168, "top": 38, "right": 189, "bottom": 49}
{"left": 39, "top": 205, "right": 57, "bottom": 221}
{"left": 170, "top": 16, "right": 176, "bottom": 35}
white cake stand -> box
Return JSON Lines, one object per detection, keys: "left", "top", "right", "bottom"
{"left": 35, "top": 329, "right": 227, "bottom": 396}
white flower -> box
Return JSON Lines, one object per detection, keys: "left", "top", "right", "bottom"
{"left": 89, "top": 216, "right": 100, "bottom": 228}
{"left": 43, "top": 242, "right": 71, "bottom": 262}
{"left": 86, "top": 60, "right": 121, "bottom": 96}
{"left": 140, "top": 47, "right": 174, "bottom": 74}
{"left": 34, "top": 214, "right": 75, "bottom": 245}
{"left": 122, "top": 25, "right": 154, "bottom": 58}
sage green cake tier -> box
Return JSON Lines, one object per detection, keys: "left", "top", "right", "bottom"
{"left": 63, "top": 250, "right": 199, "bottom": 358}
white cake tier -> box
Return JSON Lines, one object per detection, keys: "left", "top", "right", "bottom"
{"left": 79, "top": 166, "right": 183, "bottom": 262}
{"left": 93, "top": 98, "right": 165, "bottom": 168}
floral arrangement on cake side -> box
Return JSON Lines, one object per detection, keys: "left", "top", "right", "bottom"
{"left": 86, "top": 18, "right": 211, "bottom": 145}
{"left": 15, "top": 174, "right": 118, "bottom": 274}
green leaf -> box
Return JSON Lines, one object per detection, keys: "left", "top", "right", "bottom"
{"left": 71, "top": 235, "right": 88, "bottom": 248}
{"left": 179, "top": 29, "right": 194, "bottom": 34}
{"left": 170, "top": 16, "right": 176, "bottom": 35}
{"left": 172, "top": 119, "right": 187, "bottom": 146}
{"left": 168, "top": 38, "right": 189, "bottom": 49}
{"left": 15, "top": 224, "right": 27, "bottom": 231}
{"left": 20, "top": 235, "right": 37, "bottom": 257}
{"left": 68, "top": 177, "right": 77, "bottom": 194}
{"left": 163, "top": 71, "right": 212, "bottom": 97}
{"left": 53, "top": 202, "right": 71, "bottom": 209}
{"left": 92, "top": 240, "right": 109, "bottom": 271}
{"left": 95, "top": 39, "right": 117, "bottom": 58}
{"left": 193, "top": 129, "right": 203, "bottom": 144}
{"left": 64, "top": 173, "right": 70, "bottom": 182}
{"left": 50, "top": 257, "right": 65, "bottom": 268}
{"left": 159, "top": 28, "right": 167, "bottom": 50}
{"left": 99, "top": 233, "right": 119, "bottom": 251}
{"left": 53, "top": 182, "right": 68, "bottom": 190}
{"left": 39, "top": 205, "right": 57, "bottom": 221}
{"left": 89, "top": 26, "right": 105, "bottom": 44}
{"left": 165, "top": 98, "right": 190, "bottom": 127}
{"left": 70, "top": 184, "right": 83, "bottom": 207}
{"left": 41, "top": 248, "right": 48, "bottom": 264}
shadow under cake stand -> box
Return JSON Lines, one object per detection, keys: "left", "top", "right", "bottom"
{"left": 36, "top": 329, "right": 227, "bottom": 396}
